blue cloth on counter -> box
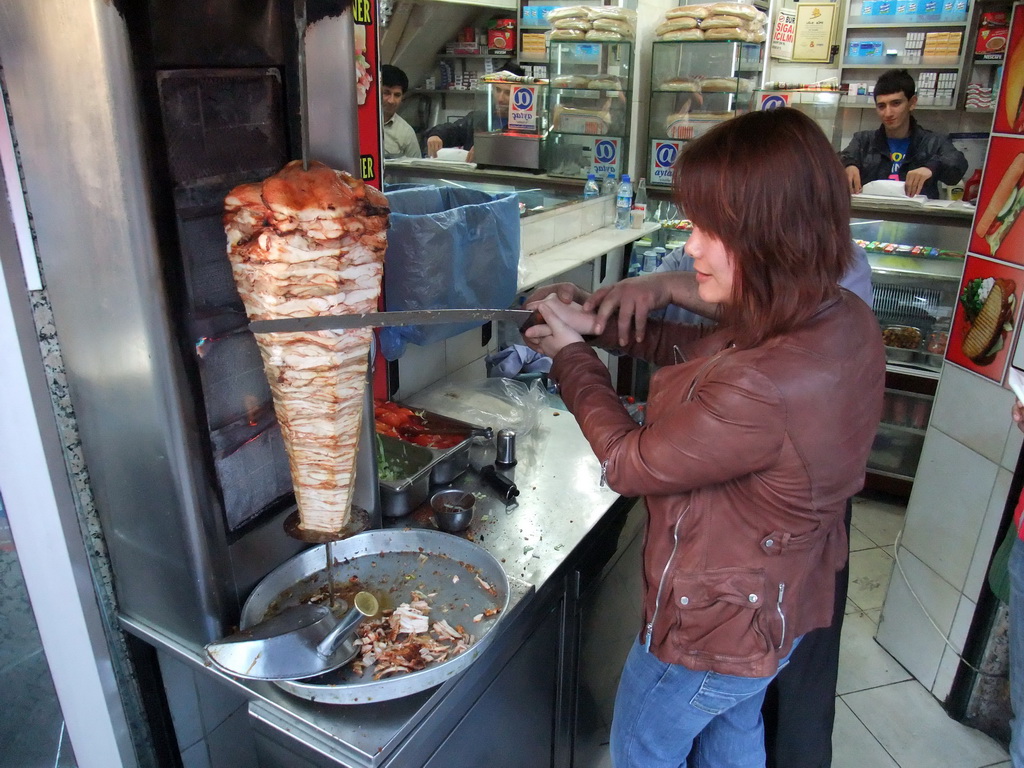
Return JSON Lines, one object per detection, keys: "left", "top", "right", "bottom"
{"left": 486, "top": 345, "right": 552, "bottom": 378}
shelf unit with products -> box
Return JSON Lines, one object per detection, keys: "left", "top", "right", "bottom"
{"left": 959, "top": 0, "right": 1012, "bottom": 112}
{"left": 545, "top": 39, "right": 633, "bottom": 180}
{"left": 646, "top": 40, "right": 763, "bottom": 189}
{"left": 837, "top": 0, "right": 975, "bottom": 108}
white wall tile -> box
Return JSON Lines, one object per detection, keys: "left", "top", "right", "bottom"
{"left": 206, "top": 707, "right": 258, "bottom": 768}
{"left": 932, "top": 594, "right": 977, "bottom": 700}
{"left": 180, "top": 741, "right": 211, "bottom": 768}
{"left": 900, "top": 428, "right": 999, "bottom": 590}
{"left": 876, "top": 547, "right": 961, "bottom": 689}
{"left": 964, "top": 468, "right": 1014, "bottom": 601}
{"left": 194, "top": 666, "right": 247, "bottom": 735}
{"left": 1003, "top": 420, "right": 1023, "bottom": 471}
{"left": 832, "top": 699, "right": 899, "bottom": 768}
{"left": 930, "top": 364, "right": 1014, "bottom": 464}
{"left": 837, "top": 610, "right": 912, "bottom": 695}
{"left": 394, "top": 340, "right": 445, "bottom": 400}
{"left": 157, "top": 651, "right": 203, "bottom": 750}
{"left": 445, "top": 326, "right": 489, "bottom": 374}
{"left": 520, "top": 217, "right": 557, "bottom": 256}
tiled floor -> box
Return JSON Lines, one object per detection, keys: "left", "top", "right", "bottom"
{"left": 591, "top": 493, "right": 1013, "bottom": 768}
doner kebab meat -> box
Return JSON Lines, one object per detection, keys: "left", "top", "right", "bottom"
{"left": 224, "top": 160, "right": 389, "bottom": 534}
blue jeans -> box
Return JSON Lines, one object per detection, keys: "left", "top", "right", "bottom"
{"left": 1010, "top": 536, "right": 1024, "bottom": 768}
{"left": 611, "top": 636, "right": 801, "bottom": 768}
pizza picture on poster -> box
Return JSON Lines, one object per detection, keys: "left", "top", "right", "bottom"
{"left": 946, "top": 254, "right": 1022, "bottom": 381}
{"left": 993, "top": 3, "right": 1024, "bottom": 136}
{"left": 968, "top": 136, "right": 1024, "bottom": 263}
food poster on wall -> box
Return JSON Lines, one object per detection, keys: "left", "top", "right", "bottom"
{"left": 353, "top": 2, "right": 382, "bottom": 190}
{"left": 968, "top": 136, "right": 1024, "bottom": 263}
{"left": 350, "top": 1, "right": 386, "bottom": 393}
{"left": 993, "top": 3, "right": 1024, "bottom": 136}
{"left": 946, "top": 254, "right": 1022, "bottom": 382}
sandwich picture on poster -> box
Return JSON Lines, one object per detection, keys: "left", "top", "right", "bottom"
{"left": 947, "top": 256, "right": 1021, "bottom": 381}
{"left": 969, "top": 137, "right": 1024, "bottom": 262}
{"left": 994, "top": 4, "right": 1024, "bottom": 135}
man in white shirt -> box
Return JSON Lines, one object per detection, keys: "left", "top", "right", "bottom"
{"left": 381, "top": 65, "right": 421, "bottom": 160}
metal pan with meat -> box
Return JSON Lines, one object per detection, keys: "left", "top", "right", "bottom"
{"left": 240, "top": 529, "right": 509, "bottom": 704}
{"left": 374, "top": 400, "right": 493, "bottom": 486}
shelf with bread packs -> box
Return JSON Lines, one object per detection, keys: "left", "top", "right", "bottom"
{"left": 544, "top": 50, "right": 633, "bottom": 178}
{"left": 645, "top": 4, "right": 766, "bottom": 188}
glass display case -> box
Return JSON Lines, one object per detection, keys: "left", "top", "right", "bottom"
{"left": 472, "top": 80, "right": 549, "bottom": 170}
{"left": 545, "top": 40, "right": 633, "bottom": 179}
{"left": 750, "top": 87, "right": 842, "bottom": 145}
{"left": 852, "top": 211, "right": 970, "bottom": 492}
{"left": 623, "top": 209, "right": 972, "bottom": 496}
{"left": 646, "top": 41, "right": 762, "bottom": 188}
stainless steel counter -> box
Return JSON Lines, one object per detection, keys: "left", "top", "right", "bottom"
{"left": 121, "top": 402, "right": 626, "bottom": 767}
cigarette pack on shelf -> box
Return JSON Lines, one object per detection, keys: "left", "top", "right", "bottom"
{"left": 904, "top": 32, "right": 924, "bottom": 63}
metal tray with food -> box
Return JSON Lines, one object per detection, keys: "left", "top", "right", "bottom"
{"left": 375, "top": 400, "right": 493, "bottom": 487}
{"left": 377, "top": 434, "right": 435, "bottom": 518}
{"left": 239, "top": 529, "right": 510, "bottom": 705}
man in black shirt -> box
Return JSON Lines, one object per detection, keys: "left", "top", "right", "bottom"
{"left": 840, "top": 69, "right": 967, "bottom": 199}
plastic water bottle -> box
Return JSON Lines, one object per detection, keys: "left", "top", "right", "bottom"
{"left": 631, "top": 178, "right": 648, "bottom": 228}
{"left": 614, "top": 174, "right": 632, "bottom": 230}
{"left": 583, "top": 173, "right": 600, "bottom": 200}
{"left": 602, "top": 171, "right": 617, "bottom": 197}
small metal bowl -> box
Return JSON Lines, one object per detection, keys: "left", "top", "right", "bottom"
{"left": 430, "top": 490, "right": 475, "bottom": 533}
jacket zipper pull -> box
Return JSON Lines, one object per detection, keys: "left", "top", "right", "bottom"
{"left": 776, "top": 582, "right": 787, "bottom": 648}
{"left": 600, "top": 459, "right": 609, "bottom": 488}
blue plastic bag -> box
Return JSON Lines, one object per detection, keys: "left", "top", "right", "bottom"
{"left": 379, "top": 186, "right": 521, "bottom": 360}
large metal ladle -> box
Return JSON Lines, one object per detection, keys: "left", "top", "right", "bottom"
{"left": 205, "top": 591, "right": 379, "bottom": 681}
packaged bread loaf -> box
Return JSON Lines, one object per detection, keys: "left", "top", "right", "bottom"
{"left": 700, "top": 76, "right": 752, "bottom": 92}
{"left": 658, "top": 27, "right": 705, "bottom": 40}
{"left": 656, "top": 17, "right": 699, "bottom": 34}
{"left": 592, "top": 18, "right": 632, "bottom": 35}
{"left": 588, "top": 75, "right": 623, "bottom": 90}
{"left": 659, "top": 76, "right": 701, "bottom": 92}
{"left": 703, "top": 27, "right": 751, "bottom": 40}
{"left": 553, "top": 18, "right": 592, "bottom": 31}
{"left": 709, "top": 3, "right": 761, "bottom": 20}
{"left": 586, "top": 29, "right": 627, "bottom": 41}
{"left": 591, "top": 7, "right": 636, "bottom": 21}
{"left": 546, "top": 5, "right": 591, "bottom": 22}
{"left": 550, "top": 28, "right": 587, "bottom": 40}
{"left": 701, "top": 15, "right": 749, "bottom": 28}
{"left": 667, "top": 5, "right": 712, "bottom": 19}
{"left": 553, "top": 105, "right": 611, "bottom": 134}
{"left": 551, "top": 74, "right": 591, "bottom": 88}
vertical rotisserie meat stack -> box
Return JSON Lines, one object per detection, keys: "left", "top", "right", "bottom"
{"left": 223, "top": 160, "right": 390, "bottom": 535}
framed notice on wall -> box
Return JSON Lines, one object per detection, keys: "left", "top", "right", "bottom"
{"left": 792, "top": 3, "right": 838, "bottom": 62}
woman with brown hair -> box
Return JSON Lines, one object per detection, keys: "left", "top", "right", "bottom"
{"left": 523, "top": 107, "right": 885, "bottom": 767}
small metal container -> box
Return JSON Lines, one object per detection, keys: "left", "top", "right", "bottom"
{"left": 495, "top": 428, "right": 517, "bottom": 468}
{"left": 430, "top": 489, "right": 475, "bottom": 533}
{"left": 377, "top": 435, "right": 435, "bottom": 518}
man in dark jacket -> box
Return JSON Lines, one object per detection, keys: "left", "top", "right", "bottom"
{"left": 840, "top": 69, "right": 967, "bottom": 199}
{"left": 423, "top": 64, "right": 524, "bottom": 159}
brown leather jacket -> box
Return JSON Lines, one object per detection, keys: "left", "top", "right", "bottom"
{"left": 550, "top": 291, "right": 885, "bottom": 677}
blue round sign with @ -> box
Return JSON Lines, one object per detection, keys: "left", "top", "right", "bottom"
{"left": 595, "top": 140, "right": 617, "bottom": 163}
{"left": 513, "top": 88, "right": 534, "bottom": 109}
{"left": 760, "top": 94, "right": 787, "bottom": 110}
{"left": 655, "top": 143, "right": 678, "bottom": 168}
